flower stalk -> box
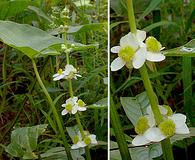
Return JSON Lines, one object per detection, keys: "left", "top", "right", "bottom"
{"left": 31, "top": 58, "right": 73, "bottom": 160}
{"left": 64, "top": 34, "right": 91, "bottom": 160}
{"left": 126, "top": 0, "right": 174, "bottom": 159}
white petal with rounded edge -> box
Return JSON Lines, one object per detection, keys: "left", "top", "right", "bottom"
{"left": 78, "top": 107, "right": 87, "bottom": 111}
{"left": 61, "top": 109, "right": 68, "bottom": 115}
{"left": 79, "top": 141, "right": 87, "bottom": 147}
{"left": 111, "top": 57, "right": 126, "bottom": 71}
{"left": 169, "top": 113, "right": 186, "bottom": 128}
{"left": 132, "top": 48, "right": 146, "bottom": 69}
{"left": 136, "top": 30, "right": 146, "bottom": 42}
{"left": 89, "top": 134, "right": 98, "bottom": 144}
{"left": 111, "top": 46, "right": 121, "bottom": 53}
{"left": 71, "top": 144, "right": 80, "bottom": 149}
{"left": 120, "top": 33, "right": 138, "bottom": 49}
{"left": 146, "top": 52, "right": 165, "bottom": 62}
{"left": 144, "top": 127, "right": 166, "bottom": 142}
{"left": 132, "top": 135, "right": 151, "bottom": 146}
{"left": 72, "top": 107, "right": 78, "bottom": 114}
{"left": 176, "top": 124, "right": 190, "bottom": 134}
{"left": 72, "top": 97, "right": 78, "bottom": 103}
{"left": 53, "top": 73, "right": 59, "bottom": 77}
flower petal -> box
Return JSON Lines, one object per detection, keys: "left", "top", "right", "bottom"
{"left": 78, "top": 107, "right": 87, "bottom": 111}
{"left": 111, "top": 57, "right": 126, "bottom": 71}
{"left": 71, "top": 144, "right": 80, "bottom": 149}
{"left": 132, "top": 135, "right": 151, "bottom": 146}
{"left": 169, "top": 113, "right": 186, "bottom": 128}
{"left": 89, "top": 134, "right": 98, "bottom": 144}
{"left": 72, "top": 107, "right": 78, "bottom": 114}
{"left": 120, "top": 33, "right": 138, "bottom": 49}
{"left": 111, "top": 46, "right": 121, "bottom": 53}
{"left": 136, "top": 30, "right": 146, "bottom": 42}
{"left": 176, "top": 124, "right": 190, "bottom": 134}
{"left": 144, "top": 127, "right": 166, "bottom": 142}
{"left": 132, "top": 48, "right": 146, "bottom": 69}
{"left": 61, "top": 109, "right": 68, "bottom": 115}
{"left": 146, "top": 52, "right": 165, "bottom": 62}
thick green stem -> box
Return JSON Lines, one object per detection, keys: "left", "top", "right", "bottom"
{"left": 110, "top": 97, "right": 131, "bottom": 159}
{"left": 31, "top": 59, "right": 73, "bottom": 160}
{"left": 126, "top": 0, "right": 174, "bottom": 159}
{"left": 126, "top": 0, "right": 137, "bottom": 34}
{"left": 139, "top": 65, "right": 163, "bottom": 124}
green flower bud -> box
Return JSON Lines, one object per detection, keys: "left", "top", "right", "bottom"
{"left": 66, "top": 103, "right": 73, "bottom": 112}
{"left": 57, "top": 68, "right": 63, "bottom": 75}
{"left": 73, "top": 135, "right": 79, "bottom": 144}
{"left": 118, "top": 46, "right": 135, "bottom": 62}
{"left": 78, "top": 99, "right": 85, "bottom": 107}
{"left": 146, "top": 36, "right": 162, "bottom": 52}
{"left": 84, "top": 137, "right": 91, "bottom": 145}
{"left": 135, "top": 116, "right": 149, "bottom": 134}
{"left": 159, "top": 119, "right": 176, "bottom": 137}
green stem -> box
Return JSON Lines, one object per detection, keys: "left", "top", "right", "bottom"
{"left": 126, "top": 0, "right": 137, "bottom": 34}
{"left": 65, "top": 43, "right": 91, "bottom": 160}
{"left": 0, "top": 45, "right": 8, "bottom": 114}
{"left": 139, "top": 65, "right": 163, "bottom": 124}
{"left": 126, "top": 0, "right": 174, "bottom": 159}
{"left": 110, "top": 97, "right": 131, "bottom": 159}
{"left": 31, "top": 59, "right": 73, "bottom": 160}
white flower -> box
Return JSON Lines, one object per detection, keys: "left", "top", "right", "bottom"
{"left": 132, "top": 115, "right": 155, "bottom": 146}
{"left": 111, "top": 30, "right": 147, "bottom": 71}
{"left": 53, "top": 68, "right": 66, "bottom": 81}
{"left": 132, "top": 105, "right": 190, "bottom": 146}
{"left": 71, "top": 131, "right": 97, "bottom": 149}
{"left": 64, "top": 64, "right": 82, "bottom": 80}
{"left": 61, "top": 97, "right": 78, "bottom": 115}
{"left": 145, "top": 36, "right": 165, "bottom": 62}
{"left": 52, "top": 64, "right": 81, "bottom": 81}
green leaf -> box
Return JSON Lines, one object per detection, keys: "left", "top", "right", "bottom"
{"left": 138, "top": 0, "right": 162, "bottom": 22}
{"left": 129, "top": 143, "right": 162, "bottom": 160}
{"left": 28, "top": 6, "right": 52, "bottom": 23}
{"left": 41, "top": 147, "right": 85, "bottom": 160}
{"left": 120, "top": 92, "right": 149, "bottom": 126}
{"left": 67, "top": 23, "right": 107, "bottom": 34}
{"left": 0, "top": 21, "right": 63, "bottom": 59}
{"left": 110, "top": 143, "right": 162, "bottom": 160}
{"left": 88, "top": 98, "right": 108, "bottom": 109}
{"left": 143, "top": 21, "right": 178, "bottom": 32}
{"left": 0, "top": 0, "right": 30, "bottom": 20}
{"left": 163, "top": 39, "right": 195, "bottom": 57}
{"left": 5, "top": 124, "right": 48, "bottom": 159}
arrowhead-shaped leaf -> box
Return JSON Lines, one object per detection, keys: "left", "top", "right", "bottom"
{"left": 120, "top": 92, "right": 149, "bottom": 126}
{"left": 0, "top": 21, "right": 63, "bottom": 58}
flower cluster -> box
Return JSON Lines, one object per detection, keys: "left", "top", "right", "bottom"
{"left": 132, "top": 105, "right": 190, "bottom": 146}
{"left": 111, "top": 30, "right": 165, "bottom": 71}
{"left": 71, "top": 131, "right": 98, "bottom": 149}
{"left": 61, "top": 97, "right": 87, "bottom": 115}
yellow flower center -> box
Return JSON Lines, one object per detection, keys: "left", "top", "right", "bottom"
{"left": 146, "top": 36, "right": 162, "bottom": 52}
{"left": 73, "top": 135, "right": 79, "bottom": 144}
{"left": 84, "top": 137, "right": 91, "bottom": 145}
{"left": 78, "top": 99, "right": 85, "bottom": 107}
{"left": 66, "top": 103, "right": 73, "bottom": 112}
{"left": 159, "top": 119, "right": 176, "bottom": 137}
{"left": 57, "top": 68, "right": 63, "bottom": 75}
{"left": 118, "top": 46, "right": 135, "bottom": 62}
{"left": 163, "top": 105, "right": 173, "bottom": 116}
{"left": 135, "top": 116, "right": 149, "bottom": 135}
